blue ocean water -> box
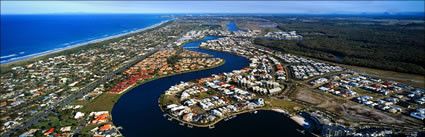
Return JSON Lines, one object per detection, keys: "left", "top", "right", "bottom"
{"left": 0, "top": 14, "right": 170, "bottom": 64}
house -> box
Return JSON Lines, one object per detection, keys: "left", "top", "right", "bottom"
{"left": 184, "top": 99, "right": 196, "bottom": 106}
{"left": 90, "top": 113, "right": 109, "bottom": 124}
{"left": 43, "top": 128, "right": 54, "bottom": 136}
{"left": 60, "top": 126, "right": 71, "bottom": 132}
{"left": 99, "top": 124, "right": 112, "bottom": 132}
{"left": 74, "top": 112, "right": 85, "bottom": 119}
{"left": 182, "top": 113, "right": 196, "bottom": 122}
{"left": 319, "top": 87, "right": 329, "bottom": 91}
{"left": 388, "top": 106, "right": 402, "bottom": 113}
{"left": 411, "top": 108, "right": 425, "bottom": 120}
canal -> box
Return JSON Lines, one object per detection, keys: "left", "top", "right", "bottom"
{"left": 111, "top": 36, "right": 312, "bottom": 137}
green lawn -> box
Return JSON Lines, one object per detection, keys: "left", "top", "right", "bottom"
{"left": 80, "top": 123, "right": 104, "bottom": 134}
{"left": 79, "top": 93, "right": 121, "bottom": 112}
{"left": 267, "top": 98, "right": 305, "bottom": 113}
{"left": 353, "top": 88, "right": 382, "bottom": 99}
{"left": 159, "top": 94, "right": 179, "bottom": 106}
{"left": 34, "top": 116, "right": 77, "bottom": 129}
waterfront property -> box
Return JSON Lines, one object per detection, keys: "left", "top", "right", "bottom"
{"left": 3, "top": 16, "right": 425, "bottom": 137}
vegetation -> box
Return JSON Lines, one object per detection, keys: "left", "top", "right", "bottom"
{"left": 166, "top": 55, "right": 180, "bottom": 65}
{"left": 34, "top": 115, "right": 77, "bottom": 130}
{"left": 196, "top": 24, "right": 223, "bottom": 30}
{"left": 255, "top": 16, "right": 425, "bottom": 75}
{"left": 266, "top": 98, "right": 305, "bottom": 113}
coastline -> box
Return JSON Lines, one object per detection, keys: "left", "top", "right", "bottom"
{"left": 0, "top": 19, "right": 173, "bottom": 65}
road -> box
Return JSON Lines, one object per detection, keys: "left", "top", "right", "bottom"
{"left": 0, "top": 48, "right": 161, "bottom": 137}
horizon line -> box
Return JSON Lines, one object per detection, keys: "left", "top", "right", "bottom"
{"left": 2, "top": 12, "right": 424, "bottom": 15}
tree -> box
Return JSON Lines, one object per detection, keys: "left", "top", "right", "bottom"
{"left": 34, "top": 130, "right": 42, "bottom": 137}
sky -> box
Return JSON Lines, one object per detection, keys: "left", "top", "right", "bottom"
{"left": 1, "top": 1, "right": 424, "bottom": 14}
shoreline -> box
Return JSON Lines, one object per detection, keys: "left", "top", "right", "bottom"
{"left": 76, "top": 57, "right": 226, "bottom": 111}
{"left": 158, "top": 38, "right": 308, "bottom": 128}
{"left": 159, "top": 106, "right": 305, "bottom": 128}
{"left": 109, "top": 59, "right": 226, "bottom": 96}
{"left": 0, "top": 19, "right": 174, "bottom": 65}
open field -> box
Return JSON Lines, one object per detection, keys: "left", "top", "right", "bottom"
{"left": 80, "top": 123, "right": 103, "bottom": 134}
{"left": 352, "top": 88, "right": 382, "bottom": 99}
{"left": 34, "top": 116, "right": 77, "bottom": 129}
{"left": 294, "top": 87, "right": 346, "bottom": 105}
{"left": 76, "top": 93, "right": 120, "bottom": 112}
{"left": 293, "top": 87, "right": 410, "bottom": 124}
{"left": 266, "top": 97, "right": 305, "bottom": 113}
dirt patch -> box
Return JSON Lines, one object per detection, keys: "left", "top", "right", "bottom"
{"left": 294, "top": 87, "right": 344, "bottom": 105}
{"left": 293, "top": 87, "right": 406, "bottom": 124}
{"left": 337, "top": 102, "right": 405, "bottom": 124}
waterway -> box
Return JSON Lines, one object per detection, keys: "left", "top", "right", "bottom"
{"left": 111, "top": 36, "right": 312, "bottom": 137}
{"left": 226, "top": 22, "right": 241, "bottom": 31}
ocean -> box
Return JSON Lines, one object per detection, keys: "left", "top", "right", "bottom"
{"left": 0, "top": 14, "right": 170, "bottom": 64}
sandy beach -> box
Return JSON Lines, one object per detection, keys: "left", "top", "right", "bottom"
{"left": 1, "top": 19, "right": 173, "bottom": 65}
{"left": 290, "top": 115, "right": 309, "bottom": 127}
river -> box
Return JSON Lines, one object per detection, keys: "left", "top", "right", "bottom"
{"left": 111, "top": 36, "right": 312, "bottom": 137}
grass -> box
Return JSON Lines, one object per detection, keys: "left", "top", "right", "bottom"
{"left": 267, "top": 98, "right": 305, "bottom": 113}
{"left": 198, "top": 92, "right": 214, "bottom": 99}
{"left": 353, "top": 88, "right": 383, "bottom": 99}
{"left": 79, "top": 94, "right": 120, "bottom": 112}
{"left": 159, "top": 94, "right": 179, "bottom": 106}
{"left": 34, "top": 116, "right": 77, "bottom": 129}
{"left": 80, "top": 123, "right": 103, "bottom": 134}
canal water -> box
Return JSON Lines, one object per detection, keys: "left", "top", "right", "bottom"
{"left": 226, "top": 22, "right": 240, "bottom": 31}
{"left": 111, "top": 36, "right": 312, "bottom": 137}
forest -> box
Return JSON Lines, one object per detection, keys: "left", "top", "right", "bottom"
{"left": 254, "top": 15, "right": 425, "bottom": 75}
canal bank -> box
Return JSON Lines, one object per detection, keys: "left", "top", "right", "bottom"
{"left": 111, "top": 36, "right": 312, "bottom": 137}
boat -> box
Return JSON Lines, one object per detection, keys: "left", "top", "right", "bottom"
{"left": 167, "top": 117, "right": 172, "bottom": 121}
{"left": 209, "top": 125, "right": 215, "bottom": 129}
{"left": 163, "top": 114, "right": 167, "bottom": 117}
{"left": 253, "top": 111, "right": 258, "bottom": 114}
{"left": 179, "top": 122, "right": 184, "bottom": 126}
{"left": 187, "top": 125, "right": 193, "bottom": 128}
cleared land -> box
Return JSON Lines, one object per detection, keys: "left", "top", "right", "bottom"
{"left": 266, "top": 97, "right": 305, "bottom": 113}
{"left": 293, "top": 87, "right": 407, "bottom": 124}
